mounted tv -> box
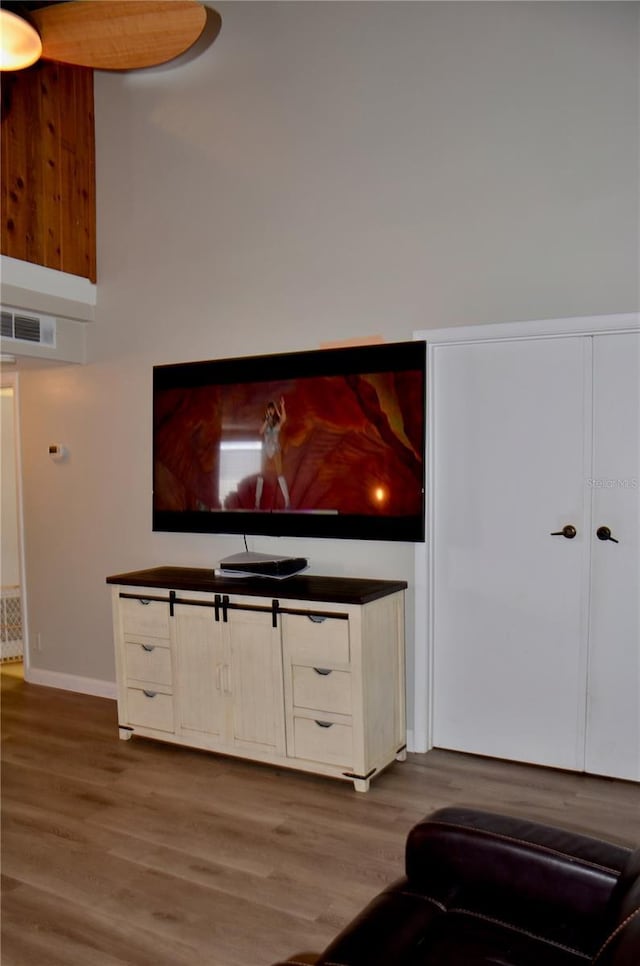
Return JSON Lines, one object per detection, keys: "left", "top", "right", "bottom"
{"left": 153, "top": 340, "right": 426, "bottom": 542}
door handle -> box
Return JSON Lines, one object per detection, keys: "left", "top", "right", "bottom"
{"left": 223, "top": 664, "right": 232, "bottom": 695}
{"left": 596, "top": 526, "right": 619, "bottom": 544}
{"left": 550, "top": 524, "right": 577, "bottom": 539}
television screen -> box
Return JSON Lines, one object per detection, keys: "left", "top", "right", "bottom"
{"left": 153, "top": 340, "right": 426, "bottom": 542}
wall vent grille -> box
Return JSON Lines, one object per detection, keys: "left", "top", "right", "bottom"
{"left": 0, "top": 306, "right": 56, "bottom": 347}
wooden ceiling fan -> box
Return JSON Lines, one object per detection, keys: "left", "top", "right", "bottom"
{"left": 0, "top": 0, "right": 221, "bottom": 72}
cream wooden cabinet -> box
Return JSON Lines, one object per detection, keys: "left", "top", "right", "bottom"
{"left": 108, "top": 567, "right": 407, "bottom": 791}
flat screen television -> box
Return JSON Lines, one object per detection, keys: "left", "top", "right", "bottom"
{"left": 153, "top": 340, "right": 426, "bottom": 542}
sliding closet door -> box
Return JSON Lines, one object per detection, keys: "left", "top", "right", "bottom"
{"left": 585, "top": 332, "right": 640, "bottom": 780}
{"left": 432, "top": 337, "right": 590, "bottom": 770}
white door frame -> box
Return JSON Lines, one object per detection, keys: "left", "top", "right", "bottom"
{"left": 411, "top": 312, "right": 640, "bottom": 753}
{"left": 0, "top": 370, "right": 30, "bottom": 674}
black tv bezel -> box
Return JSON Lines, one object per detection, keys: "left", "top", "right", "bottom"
{"left": 152, "top": 340, "right": 426, "bottom": 543}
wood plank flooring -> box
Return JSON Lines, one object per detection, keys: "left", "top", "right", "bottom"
{"left": 2, "top": 672, "right": 639, "bottom": 966}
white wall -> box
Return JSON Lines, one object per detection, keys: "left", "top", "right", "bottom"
{"left": 17, "top": 3, "right": 639, "bottom": 719}
{"left": 1, "top": 386, "right": 20, "bottom": 587}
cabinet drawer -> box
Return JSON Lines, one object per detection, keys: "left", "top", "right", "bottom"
{"left": 120, "top": 597, "right": 170, "bottom": 639}
{"left": 127, "top": 687, "right": 174, "bottom": 732}
{"left": 291, "top": 715, "right": 353, "bottom": 767}
{"left": 125, "top": 640, "right": 172, "bottom": 686}
{"left": 292, "top": 666, "right": 351, "bottom": 715}
{"left": 283, "top": 614, "right": 350, "bottom": 665}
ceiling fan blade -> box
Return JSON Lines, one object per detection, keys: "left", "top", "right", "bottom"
{"left": 31, "top": 1, "right": 216, "bottom": 71}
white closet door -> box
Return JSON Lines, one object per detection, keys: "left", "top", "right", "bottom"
{"left": 585, "top": 333, "right": 640, "bottom": 780}
{"left": 432, "top": 337, "right": 590, "bottom": 770}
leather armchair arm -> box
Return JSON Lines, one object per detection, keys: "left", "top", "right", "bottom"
{"left": 312, "top": 808, "right": 633, "bottom": 966}
{"left": 402, "top": 807, "right": 632, "bottom": 955}
{"left": 407, "top": 807, "right": 629, "bottom": 894}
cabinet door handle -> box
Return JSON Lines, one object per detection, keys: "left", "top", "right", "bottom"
{"left": 315, "top": 720, "right": 333, "bottom": 728}
{"left": 139, "top": 598, "right": 151, "bottom": 606}
{"left": 313, "top": 667, "right": 332, "bottom": 676}
{"left": 142, "top": 690, "right": 157, "bottom": 698}
{"left": 308, "top": 615, "right": 327, "bottom": 623}
{"left": 141, "top": 644, "right": 155, "bottom": 652}
{"left": 215, "top": 664, "right": 223, "bottom": 691}
{"left": 223, "top": 664, "right": 232, "bottom": 695}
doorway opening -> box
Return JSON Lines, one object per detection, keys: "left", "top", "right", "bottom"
{"left": 1, "top": 377, "right": 25, "bottom": 679}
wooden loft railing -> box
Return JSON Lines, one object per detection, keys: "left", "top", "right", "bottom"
{"left": 1, "top": 61, "right": 97, "bottom": 283}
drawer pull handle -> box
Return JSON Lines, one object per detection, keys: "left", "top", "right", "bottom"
{"left": 308, "top": 615, "right": 327, "bottom": 623}
{"left": 141, "top": 644, "right": 155, "bottom": 653}
{"left": 139, "top": 599, "right": 151, "bottom": 606}
{"left": 313, "top": 667, "right": 332, "bottom": 676}
{"left": 142, "top": 690, "right": 157, "bottom": 698}
{"left": 315, "top": 720, "right": 333, "bottom": 728}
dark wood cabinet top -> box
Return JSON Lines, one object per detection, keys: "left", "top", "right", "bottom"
{"left": 106, "top": 566, "right": 407, "bottom": 605}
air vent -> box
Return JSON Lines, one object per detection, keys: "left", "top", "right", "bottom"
{"left": 0, "top": 306, "right": 56, "bottom": 348}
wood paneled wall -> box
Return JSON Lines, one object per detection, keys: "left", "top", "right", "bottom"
{"left": 1, "top": 61, "right": 96, "bottom": 282}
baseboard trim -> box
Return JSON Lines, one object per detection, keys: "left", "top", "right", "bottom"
{"left": 25, "top": 667, "right": 117, "bottom": 700}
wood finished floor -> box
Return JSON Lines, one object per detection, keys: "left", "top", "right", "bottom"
{"left": 2, "top": 672, "right": 639, "bottom": 966}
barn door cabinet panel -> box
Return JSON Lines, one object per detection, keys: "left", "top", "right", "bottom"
{"left": 172, "top": 593, "right": 285, "bottom": 758}
{"left": 108, "top": 568, "right": 407, "bottom": 792}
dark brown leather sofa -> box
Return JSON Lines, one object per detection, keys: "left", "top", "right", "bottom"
{"left": 272, "top": 806, "right": 640, "bottom": 966}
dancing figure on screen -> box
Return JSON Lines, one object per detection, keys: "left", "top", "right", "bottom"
{"left": 255, "top": 397, "right": 290, "bottom": 509}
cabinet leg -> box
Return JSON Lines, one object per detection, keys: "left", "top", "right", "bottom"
{"left": 353, "top": 777, "right": 370, "bottom": 793}
{"left": 395, "top": 748, "right": 407, "bottom": 762}
{"left": 119, "top": 727, "right": 133, "bottom": 741}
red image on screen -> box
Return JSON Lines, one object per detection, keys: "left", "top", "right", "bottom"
{"left": 154, "top": 370, "right": 423, "bottom": 519}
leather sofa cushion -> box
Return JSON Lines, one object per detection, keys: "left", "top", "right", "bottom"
{"left": 320, "top": 882, "right": 593, "bottom": 966}
{"left": 403, "top": 913, "right": 593, "bottom": 966}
